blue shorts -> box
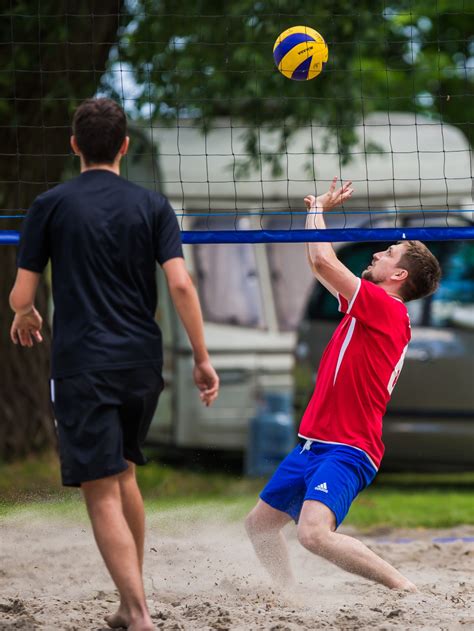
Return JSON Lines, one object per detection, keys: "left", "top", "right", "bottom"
{"left": 260, "top": 440, "right": 377, "bottom": 528}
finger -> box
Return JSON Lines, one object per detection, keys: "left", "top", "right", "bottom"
{"left": 25, "top": 330, "right": 34, "bottom": 347}
{"left": 208, "top": 379, "right": 219, "bottom": 392}
{"left": 334, "top": 185, "right": 345, "bottom": 199}
{"left": 10, "top": 326, "right": 18, "bottom": 344}
{"left": 202, "top": 392, "right": 218, "bottom": 407}
{"left": 33, "top": 330, "right": 43, "bottom": 343}
{"left": 304, "top": 195, "right": 316, "bottom": 209}
{"left": 204, "top": 391, "right": 218, "bottom": 404}
{"left": 335, "top": 181, "right": 351, "bottom": 198}
{"left": 337, "top": 184, "right": 353, "bottom": 198}
{"left": 18, "top": 329, "right": 32, "bottom": 347}
{"left": 200, "top": 386, "right": 219, "bottom": 402}
{"left": 208, "top": 386, "right": 219, "bottom": 398}
{"left": 201, "top": 385, "right": 219, "bottom": 399}
{"left": 23, "top": 328, "right": 34, "bottom": 347}
{"left": 200, "top": 392, "right": 211, "bottom": 406}
{"left": 329, "top": 176, "right": 338, "bottom": 194}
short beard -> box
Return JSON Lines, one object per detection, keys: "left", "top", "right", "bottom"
{"left": 362, "top": 268, "right": 380, "bottom": 284}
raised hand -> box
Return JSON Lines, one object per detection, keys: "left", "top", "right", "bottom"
{"left": 305, "top": 176, "right": 354, "bottom": 212}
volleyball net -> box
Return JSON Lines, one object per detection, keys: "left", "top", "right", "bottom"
{"left": 1, "top": 2, "right": 473, "bottom": 245}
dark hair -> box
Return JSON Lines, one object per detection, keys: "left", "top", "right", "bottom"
{"left": 397, "top": 241, "right": 441, "bottom": 302}
{"left": 72, "top": 98, "right": 127, "bottom": 165}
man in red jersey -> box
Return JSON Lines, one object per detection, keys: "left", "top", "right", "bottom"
{"left": 245, "top": 177, "right": 441, "bottom": 591}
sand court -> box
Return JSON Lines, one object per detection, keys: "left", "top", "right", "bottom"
{"left": 1, "top": 505, "right": 473, "bottom": 630}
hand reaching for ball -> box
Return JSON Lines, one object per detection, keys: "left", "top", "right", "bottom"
{"left": 305, "top": 177, "right": 354, "bottom": 212}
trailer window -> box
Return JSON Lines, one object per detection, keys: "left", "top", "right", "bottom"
{"left": 267, "top": 242, "right": 314, "bottom": 331}
{"left": 194, "top": 241, "right": 266, "bottom": 328}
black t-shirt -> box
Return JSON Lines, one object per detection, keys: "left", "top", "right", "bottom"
{"left": 17, "top": 169, "right": 183, "bottom": 378}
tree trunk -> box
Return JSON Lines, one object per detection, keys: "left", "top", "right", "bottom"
{"left": 0, "top": 250, "right": 54, "bottom": 458}
{"left": 0, "top": 1, "right": 126, "bottom": 460}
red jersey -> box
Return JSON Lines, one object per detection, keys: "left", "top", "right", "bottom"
{"left": 298, "top": 278, "right": 411, "bottom": 469}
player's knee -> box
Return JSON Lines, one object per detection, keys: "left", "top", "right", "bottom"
{"left": 245, "top": 508, "right": 276, "bottom": 539}
{"left": 118, "top": 462, "right": 138, "bottom": 487}
{"left": 297, "top": 522, "right": 329, "bottom": 554}
{"left": 244, "top": 509, "right": 260, "bottom": 538}
{"left": 81, "top": 477, "right": 121, "bottom": 513}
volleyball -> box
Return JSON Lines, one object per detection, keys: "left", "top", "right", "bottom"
{"left": 273, "top": 26, "right": 328, "bottom": 81}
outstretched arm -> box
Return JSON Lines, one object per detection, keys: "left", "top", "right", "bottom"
{"left": 162, "top": 257, "right": 219, "bottom": 407}
{"left": 305, "top": 177, "right": 359, "bottom": 303}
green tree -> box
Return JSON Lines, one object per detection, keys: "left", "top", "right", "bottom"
{"left": 106, "top": 0, "right": 472, "bottom": 173}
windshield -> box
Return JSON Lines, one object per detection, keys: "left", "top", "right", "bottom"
{"left": 431, "top": 241, "right": 474, "bottom": 329}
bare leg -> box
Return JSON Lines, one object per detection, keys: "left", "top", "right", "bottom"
{"left": 104, "top": 463, "right": 148, "bottom": 629}
{"left": 120, "top": 462, "right": 146, "bottom": 569}
{"left": 82, "top": 473, "right": 155, "bottom": 631}
{"left": 297, "top": 500, "right": 417, "bottom": 591}
{"left": 245, "top": 500, "right": 294, "bottom": 587}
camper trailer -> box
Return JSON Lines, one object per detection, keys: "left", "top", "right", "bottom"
{"left": 124, "top": 113, "right": 472, "bottom": 453}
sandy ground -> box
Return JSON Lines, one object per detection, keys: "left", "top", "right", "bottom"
{"left": 0, "top": 505, "right": 473, "bottom": 631}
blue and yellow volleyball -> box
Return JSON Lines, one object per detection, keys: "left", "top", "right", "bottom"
{"left": 273, "top": 26, "right": 328, "bottom": 81}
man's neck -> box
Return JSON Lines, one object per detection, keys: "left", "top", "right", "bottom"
{"left": 80, "top": 162, "right": 120, "bottom": 175}
{"left": 376, "top": 281, "right": 404, "bottom": 303}
{"left": 387, "top": 292, "right": 404, "bottom": 302}
{"left": 384, "top": 287, "right": 404, "bottom": 302}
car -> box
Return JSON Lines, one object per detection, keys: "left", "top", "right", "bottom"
{"left": 294, "top": 228, "right": 474, "bottom": 471}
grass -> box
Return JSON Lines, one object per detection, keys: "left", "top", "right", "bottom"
{"left": 0, "top": 451, "right": 473, "bottom": 530}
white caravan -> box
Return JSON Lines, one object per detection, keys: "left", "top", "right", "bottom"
{"left": 125, "top": 113, "right": 472, "bottom": 451}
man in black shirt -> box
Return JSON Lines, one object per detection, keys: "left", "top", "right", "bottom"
{"left": 9, "top": 98, "right": 219, "bottom": 631}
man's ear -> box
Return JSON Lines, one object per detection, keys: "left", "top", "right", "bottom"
{"left": 70, "top": 135, "right": 81, "bottom": 156}
{"left": 119, "top": 136, "right": 130, "bottom": 157}
{"left": 392, "top": 268, "right": 408, "bottom": 282}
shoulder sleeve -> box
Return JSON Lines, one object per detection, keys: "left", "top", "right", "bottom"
{"left": 17, "top": 197, "right": 50, "bottom": 273}
{"left": 337, "top": 278, "right": 406, "bottom": 333}
{"left": 154, "top": 195, "right": 184, "bottom": 265}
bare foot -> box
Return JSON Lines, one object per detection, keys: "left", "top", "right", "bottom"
{"left": 106, "top": 604, "right": 155, "bottom": 630}
{"left": 394, "top": 580, "right": 418, "bottom": 593}
{"left": 128, "top": 619, "right": 155, "bottom": 631}
{"left": 105, "top": 607, "right": 129, "bottom": 629}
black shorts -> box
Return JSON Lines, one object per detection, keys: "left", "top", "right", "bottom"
{"left": 51, "top": 365, "right": 163, "bottom": 487}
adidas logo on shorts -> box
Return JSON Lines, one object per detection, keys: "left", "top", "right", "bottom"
{"left": 315, "top": 482, "right": 329, "bottom": 493}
